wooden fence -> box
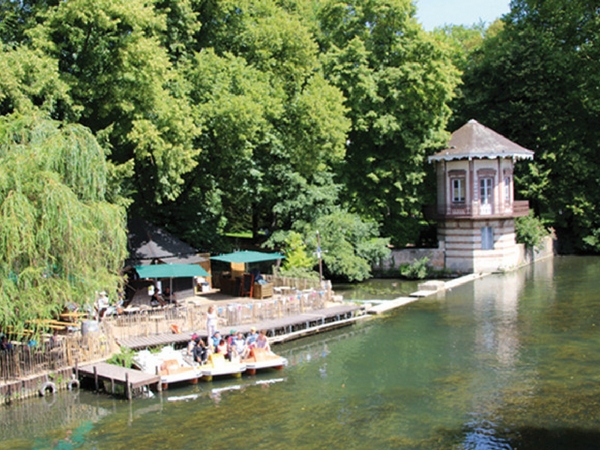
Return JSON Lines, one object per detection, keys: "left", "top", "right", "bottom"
{"left": 264, "top": 275, "right": 329, "bottom": 292}
{"left": 1, "top": 333, "right": 113, "bottom": 384}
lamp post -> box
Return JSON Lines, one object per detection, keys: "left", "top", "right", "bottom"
{"left": 316, "top": 230, "right": 323, "bottom": 286}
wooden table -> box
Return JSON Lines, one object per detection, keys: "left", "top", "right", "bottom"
{"left": 59, "top": 312, "right": 89, "bottom": 323}
{"left": 122, "top": 306, "right": 141, "bottom": 315}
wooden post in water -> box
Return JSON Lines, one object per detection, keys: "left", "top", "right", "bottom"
{"left": 125, "top": 373, "right": 131, "bottom": 401}
{"left": 93, "top": 366, "right": 98, "bottom": 392}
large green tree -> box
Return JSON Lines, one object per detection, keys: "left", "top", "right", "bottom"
{"left": 158, "top": 0, "right": 351, "bottom": 246}
{"left": 315, "top": 0, "right": 460, "bottom": 246}
{"left": 0, "top": 114, "right": 127, "bottom": 331}
{"left": 28, "top": 0, "right": 201, "bottom": 206}
{"left": 455, "top": 0, "right": 600, "bottom": 252}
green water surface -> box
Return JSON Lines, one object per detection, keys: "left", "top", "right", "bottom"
{"left": 2, "top": 256, "right": 600, "bottom": 449}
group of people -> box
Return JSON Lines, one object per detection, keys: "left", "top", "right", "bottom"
{"left": 187, "top": 323, "right": 272, "bottom": 365}
{"left": 150, "top": 287, "right": 177, "bottom": 308}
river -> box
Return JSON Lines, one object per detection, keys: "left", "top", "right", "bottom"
{"left": 2, "top": 255, "right": 600, "bottom": 449}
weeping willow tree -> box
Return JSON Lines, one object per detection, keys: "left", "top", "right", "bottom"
{"left": 0, "top": 114, "right": 128, "bottom": 333}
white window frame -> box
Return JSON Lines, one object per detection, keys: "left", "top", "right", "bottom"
{"left": 479, "top": 177, "right": 493, "bottom": 215}
{"left": 452, "top": 178, "right": 465, "bottom": 203}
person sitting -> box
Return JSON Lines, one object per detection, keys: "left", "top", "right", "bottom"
{"left": 255, "top": 330, "right": 271, "bottom": 353}
{"left": 96, "top": 291, "right": 110, "bottom": 321}
{"left": 1, "top": 335, "right": 13, "bottom": 352}
{"left": 215, "top": 338, "right": 230, "bottom": 360}
{"left": 245, "top": 327, "right": 259, "bottom": 348}
{"left": 226, "top": 329, "right": 236, "bottom": 347}
{"left": 192, "top": 338, "right": 208, "bottom": 364}
{"left": 250, "top": 268, "right": 268, "bottom": 285}
{"left": 163, "top": 287, "right": 177, "bottom": 305}
{"left": 150, "top": 291, "right": 165, "bottom": 308}
{"left": 187, "top": 333, "right": 199, "bottom": 356}
{"left": 211, "top": 331, "right": 221, "bottom": 351}
{"left": 232, "top": 332, "right": 249, "bottom": 359}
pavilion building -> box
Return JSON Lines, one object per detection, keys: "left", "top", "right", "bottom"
{"left": 426, "top": 119, "right": 534, "bottom": 273}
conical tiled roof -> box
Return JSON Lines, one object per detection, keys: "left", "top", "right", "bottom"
{"left": 428, "top": 119, "right": 534, "bottom": 162}
{"left": 126, "top": 217, "right": 207, "bottom": 266}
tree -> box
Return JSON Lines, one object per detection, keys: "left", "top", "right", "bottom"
{"left": 313, "top": 209, "right": 390, "bottom": 282}
{"left": 156, "top": 1, "right": 351, "bottom": 247}
{"left": 0, "top": 114, "right": 127, "bottom": 331}
{"left": 315, "top": 0, "right": 460, "bottom": 246}
{"left": 0, "top": 44, "right": 73, "bottom": 118}
{"left": 28, "top": 0, "right": 201, "bottom": 206}
{"left": 267, "top": 208, "right": 390, "bottom": 281}
{"left": 276, "top": 231, "right": 319, "bottom": 279}
{"left": 455, "top": 0, "right": 600, "bottom": 252}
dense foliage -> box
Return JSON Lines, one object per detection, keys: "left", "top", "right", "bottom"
{"left": 0, "top": 114, "right": 127, "bottom": 330}
{"left": 4, "top": 0, "right": 599, "bottom": 322}
{"left": 453, "top": 0, "right": 600, "bottom": 253}
{"left": 515, "top": 211, "right": 550, "bottom": 251}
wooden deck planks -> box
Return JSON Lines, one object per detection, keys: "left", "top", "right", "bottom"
{"left": 79, "top": 362, "right": 160, "bottom": 389}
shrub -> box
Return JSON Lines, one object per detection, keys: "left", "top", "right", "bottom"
{"left": 399, "top": 257, "right": 431, "bottom": 279}
{"left": 107, "top": 346, "right": 136, "bottom": 368}
{"left": 515, "top": 212, "right": 549, "bottom": 250}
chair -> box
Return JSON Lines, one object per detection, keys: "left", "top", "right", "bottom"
{"left": 240, "top": 273, "right": 254, "bottom": 297}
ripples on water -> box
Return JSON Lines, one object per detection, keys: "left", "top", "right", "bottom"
{"left": 2, "top": 256, "right": 600, "bottom": 449}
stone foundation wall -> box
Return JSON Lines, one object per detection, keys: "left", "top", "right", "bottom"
{"left": 373, "top": 235, "right": 554, "bottom": 275}
{"left": 375, "top": 247, "right": 445, "bottom": 272}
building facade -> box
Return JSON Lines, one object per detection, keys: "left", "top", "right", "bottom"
{"left": 426, "top": 120, "right": 534, "bottom": 273}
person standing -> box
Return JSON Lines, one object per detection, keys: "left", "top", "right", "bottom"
{"left": 96, "top": 291, "right": 109, "bottom": 321}
{"left": 206, "top": 305, "right": 218, "bottom": 341}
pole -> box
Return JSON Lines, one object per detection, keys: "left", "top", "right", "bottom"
{"left": 316, "top": 231, "right": 323, "bottom": 286}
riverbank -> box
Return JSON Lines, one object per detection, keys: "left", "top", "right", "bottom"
{"left": 0, "top": 272, "right": 511, "bottom": 404}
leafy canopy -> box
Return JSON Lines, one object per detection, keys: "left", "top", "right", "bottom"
{"left": 0, "top": 114, "right": 127, "bottom": 331}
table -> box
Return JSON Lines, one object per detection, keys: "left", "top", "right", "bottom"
{"left": 59, "top": 312, "right": 89, "bottom": 323}
{"left": 122, "top": 306, "right": 140, "bottom": 315}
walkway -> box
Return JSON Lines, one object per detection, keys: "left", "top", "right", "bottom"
{"left": 366, "top": 273, "right": 490, "bottom": 315}
{"left": 117, "top": 304, "right": 364, "bottom": 350}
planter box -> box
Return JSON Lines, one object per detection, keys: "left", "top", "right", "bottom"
{"left": 253, "top": 283, "right": 273, "bottom": 299}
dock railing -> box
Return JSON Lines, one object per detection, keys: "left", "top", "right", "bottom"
{"left": 102, "top": 288, "right": 329, "bottom": 341}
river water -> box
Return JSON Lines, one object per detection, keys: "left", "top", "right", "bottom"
{"left": 2, "top": 256, "right": 600, "bottom": 449}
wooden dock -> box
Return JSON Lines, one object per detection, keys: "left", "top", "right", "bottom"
{"left": 117, "top": 304, "right": 365, "bottom": 350}
{"left": 78, "top": 362, "right": 161, "bottom": 400}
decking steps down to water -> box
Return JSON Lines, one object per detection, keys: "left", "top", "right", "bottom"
{"left": 117, "top": 304, "right": 364, "bottom": 350}
{"left": 78, "top": 362, "right": 161, "bottom": 399}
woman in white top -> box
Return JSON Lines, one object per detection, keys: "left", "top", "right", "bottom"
{"left": 206, "top": 305, "right": 218, "bottom": 346}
